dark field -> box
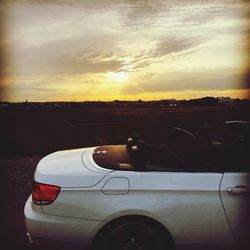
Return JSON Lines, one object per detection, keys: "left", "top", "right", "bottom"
{"left": 1, "top": 105, "right": 250, "bottom": 250}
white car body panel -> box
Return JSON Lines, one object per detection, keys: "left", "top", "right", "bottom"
{"left": 25, "top": 146, "right": 250, "bottom": 250}
{"left": 24, "top": 196, "right": 106, "bottom": 249}
{"left": 220, "top": 172, "right": 250, "bottom": 244}
{"left": 34, "top": 148, "right": 111, "bottom": 187}
{"left": 42, "top": 170, "right": 233, "bottom": 243}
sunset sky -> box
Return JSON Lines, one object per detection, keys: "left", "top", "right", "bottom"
{"left": 1, "top": 0, "right": 250, "bottom": 102}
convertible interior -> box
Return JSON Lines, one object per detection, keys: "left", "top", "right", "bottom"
{"left": 93, "top": 121, "right": 249, "bottom": 172}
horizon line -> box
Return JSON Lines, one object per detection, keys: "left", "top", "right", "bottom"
{"left": 1, "top": 96, "right": 250, "bottom": 104}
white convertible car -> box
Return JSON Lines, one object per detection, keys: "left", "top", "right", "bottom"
{"left": 24, "top": 121, "right": 250, "bottom": 250}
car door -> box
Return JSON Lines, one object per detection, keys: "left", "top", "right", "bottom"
{"left": 118, "top": 143, "right": 235, "bottom": 245}
{"left": 117, "top": 170, "right": 233, "bottom": 245}
{"left": 220, "top": 172, "right": 250, "bottom": 247}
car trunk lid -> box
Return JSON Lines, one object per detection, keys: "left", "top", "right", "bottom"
{"left": 34, "top": 147, "right": 112, "bottom": 188}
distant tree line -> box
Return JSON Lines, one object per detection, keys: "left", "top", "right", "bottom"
{"left": 0, "top": 96, "right": 250, "bottom": 110}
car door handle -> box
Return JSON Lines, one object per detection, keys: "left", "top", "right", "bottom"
{"left": 227, "top": 186, "right": 250, "bottom": 194}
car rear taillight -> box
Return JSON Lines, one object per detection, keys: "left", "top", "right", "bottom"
{"left": 32, "top": 181, "right": 60, "bottom": 205}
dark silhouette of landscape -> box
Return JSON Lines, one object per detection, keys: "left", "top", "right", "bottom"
{"left": 1, "top": 96, "right": 250, "bottom": 158}
{"left": 1, "top": 96, "right": 250, "bottom": 250}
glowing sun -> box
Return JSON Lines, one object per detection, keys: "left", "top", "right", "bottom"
{"left": 107, "top": 71, "right": 128, "bottom": 82}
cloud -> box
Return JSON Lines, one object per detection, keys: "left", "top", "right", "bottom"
{"left": 121, "top": 38, "right": 201, "bottom": 73}
{"left": 122, "top": 68, "right": 246, "bottom": 94}
{"left": 2, "top": 0, "right": 249, "bottom": 101}
{"left": 119, "top": 0, "right": 249, "bottom": 31}
{"left": 7, "top": 74, "right": 105, "bottom": 101}
{"left": 8, "top": 33, "right": 126, "bottom": 76}
{"left": 151, "top": 38, "right": 200, "bottom": 58}
{"left": 180, "top": 2, "right": 249, "bottom": 25}
{"left": 50, "top": 53, "right": 124, "bottom": 75}
{"left": 5, "top": 0, "right": 247, "bottom": 77}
